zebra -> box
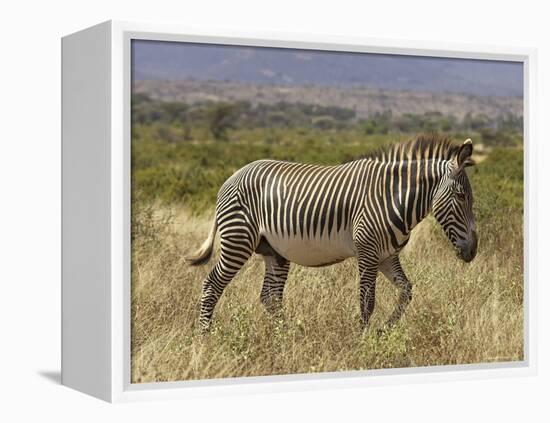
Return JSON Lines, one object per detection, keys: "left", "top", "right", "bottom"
{"left": 186, "top": 134, "right": 477, "bottom": 332}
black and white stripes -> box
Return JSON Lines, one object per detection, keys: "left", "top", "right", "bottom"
{"left": 187, "top": 134, "right": 477, "bottom": 331}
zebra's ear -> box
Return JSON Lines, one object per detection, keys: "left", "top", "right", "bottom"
{"left": 456, "top": 139, "right": 474, "bottom": 170}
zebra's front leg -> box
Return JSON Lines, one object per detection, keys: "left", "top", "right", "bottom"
{"left": 379, "top": 254, "right": 412, "bottom": 328}
{"left": 260, "top": 254, "right": 290, "bottom": 315}
{"left": 356, "top": 250, "right": 379, "bottom": 329}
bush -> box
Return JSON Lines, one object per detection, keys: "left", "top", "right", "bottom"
{"left": 207, "top": 103, "right": 237, "bottom": 140}
{"left": 480, "top": 128, "right": 515, "bottom": 147}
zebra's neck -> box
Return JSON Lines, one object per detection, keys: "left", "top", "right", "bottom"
{"left": 375, "top": 157, "right": 447, "bottom": 236}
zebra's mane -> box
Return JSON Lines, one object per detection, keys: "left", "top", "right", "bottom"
{"left": 352, "top": 133, "right": 461, "bottom": 163}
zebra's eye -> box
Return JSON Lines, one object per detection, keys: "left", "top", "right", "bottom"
{"left": 454, "top": 188, "right": 466, "bottom": 201}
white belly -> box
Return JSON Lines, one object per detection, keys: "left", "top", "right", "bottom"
{"left": 263, "top": 231, "right": 356, "bottom": 267}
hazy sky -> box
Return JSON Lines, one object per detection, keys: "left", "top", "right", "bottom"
{"left": 132, "top": 40, "right": 523, "bottom": 97}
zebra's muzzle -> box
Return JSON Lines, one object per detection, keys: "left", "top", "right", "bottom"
{"left": 456, "top": 230, "right": 478, "bottom": 263}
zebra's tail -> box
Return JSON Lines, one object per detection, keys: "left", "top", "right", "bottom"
{"left": 185, "top": 217, "right": 218, "bottom": 266}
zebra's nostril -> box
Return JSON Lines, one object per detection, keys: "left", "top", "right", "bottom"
{"left": 456, "top": 235, "right": 477, "bottom": 262}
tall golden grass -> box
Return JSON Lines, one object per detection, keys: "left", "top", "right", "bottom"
{"left": 131, "top": 204, "right": 523, "bottom": 383}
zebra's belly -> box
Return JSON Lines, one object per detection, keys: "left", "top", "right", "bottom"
{"left": 263, "top": 232, "right": 356, "bottom": 267}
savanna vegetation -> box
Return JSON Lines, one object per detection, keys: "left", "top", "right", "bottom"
{"left": 131, "top": 94, "right": 524, "bottom": 383}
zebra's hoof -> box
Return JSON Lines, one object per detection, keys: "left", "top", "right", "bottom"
{"left": 376, "top": 327, "right": 391, "bottom": 337}
{"left": 197, "top": 322, "right": 212, "bottom": 335}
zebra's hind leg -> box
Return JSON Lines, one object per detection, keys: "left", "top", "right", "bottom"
{"left": 199, "top": 223, "right": 256, "bottom": 332}
{"left": 379, "top": 254, "right": 412, "bottom": 329}
{"left": 260, "top": 254, "right": 290, "bottom": 315}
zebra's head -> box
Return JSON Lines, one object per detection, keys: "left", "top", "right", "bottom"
{"left": 432, "top": 139, "right": 477, "bottom": 263}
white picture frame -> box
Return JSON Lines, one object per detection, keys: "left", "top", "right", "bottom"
{"left": 61, "top": 20, "right": 537, "bottom": 403}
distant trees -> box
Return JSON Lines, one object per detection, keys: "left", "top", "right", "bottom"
{"left": 131, "top": 95, "right": 359, "bottom": 135}
{"left": 479, "top": 128, "right": 515, "bottom": 147}
{"left": 362, "top": 111, "right": 456, "bottom": 135}
{"left": 361, "top": 110, "right": 521, "bottom": 138}
{"left": 207, "top": 102, "right": 237, "bottom": 140}
{"left": 363, "top": 111, "right": 391, "bottom": 135}
{"left": 131, "top": 94, "right": 523, "bottom": 145}
{"left": 463, "top": 112, "right": 491, "bottom": 131}
{"left": 311, "top": 116, "right": 336, "bottom": 130}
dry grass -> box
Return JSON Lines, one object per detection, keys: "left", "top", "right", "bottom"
{"left": 131, "top": 205, "right": 523, "bottom": 383}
